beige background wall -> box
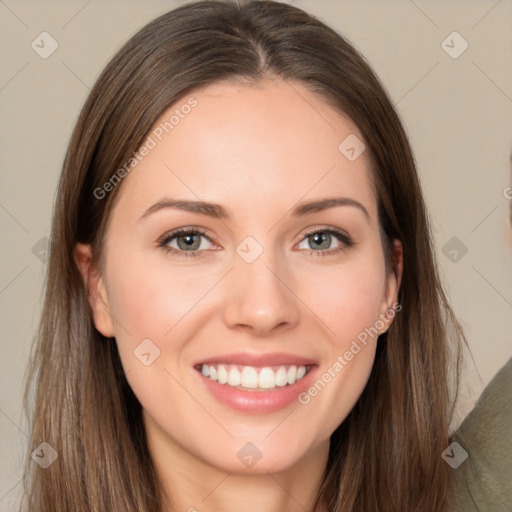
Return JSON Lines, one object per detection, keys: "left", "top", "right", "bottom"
{"left": 1, "top": 0, "right": 511, "bottom": 508}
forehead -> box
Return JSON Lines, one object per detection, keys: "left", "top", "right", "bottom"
{"left": 111, "top": 78, "right": 376, "bottom": 222}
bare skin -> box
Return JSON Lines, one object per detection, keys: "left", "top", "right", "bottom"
{"left": 75, "top": 78, "right": 402, "bottom": 512}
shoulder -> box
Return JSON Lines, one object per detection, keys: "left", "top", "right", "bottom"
{"left": 449, "top": 355, "right": 512, "bottom": 511}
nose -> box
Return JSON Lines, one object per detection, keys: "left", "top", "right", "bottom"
{"left": 222, "top": 254, "right": 300, "bottom": 337}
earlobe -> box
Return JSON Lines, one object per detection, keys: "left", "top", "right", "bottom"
{"left": 378, "top": 239, "right": 403, "bottom": 334}
{"left": 73, "top": 243, "right": 115, "bottom": 338}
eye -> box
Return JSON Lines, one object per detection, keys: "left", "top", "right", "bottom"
{"left": 158, "top": 228, "right": 215, "bottom": 257}
{"left": 297, "top": 228, "right": 353, "bottom": 256}
{"left": 157, "top": 226, "right": 353, "bottom": 259}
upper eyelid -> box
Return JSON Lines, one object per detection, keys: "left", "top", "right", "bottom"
{"left": 159, "top": 226, "right": 351, "bottom": 249}
{"left": 159, "top": 226, "right": 210, "bottom": 241}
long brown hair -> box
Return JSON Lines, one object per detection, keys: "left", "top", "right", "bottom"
{"left": 22, "top": 1, "right": 467, "bottom": 510}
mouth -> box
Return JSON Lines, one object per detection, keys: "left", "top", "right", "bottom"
{"left": 194, "top": 357, "right": 319, "bottom": 414}
{"left": 194, "top": 363, "right": 314, "bottom": 392}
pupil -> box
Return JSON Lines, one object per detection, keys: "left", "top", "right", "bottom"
{"left": 179, "top": 234, "right": 199, "bottom": 250}
{"left": 311, "top": 232, "right": 330, "bottom": 250}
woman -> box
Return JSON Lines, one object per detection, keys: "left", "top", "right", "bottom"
{"left": 23, "top": 1, "right": 469, "bottom": 510}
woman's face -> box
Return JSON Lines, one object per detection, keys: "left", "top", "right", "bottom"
{"left": 78, "top": 78, "right": 401, "bottom": 475}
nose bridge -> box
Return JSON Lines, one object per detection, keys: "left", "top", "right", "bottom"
{"left": 222, "top": 241, "right": 300, "bottom": 335}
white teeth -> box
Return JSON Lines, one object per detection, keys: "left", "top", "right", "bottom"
{"left": 199, "top": 363, "right": 309, "bottom": 390}
{"left": 217, "top": 364, "right": 228, "bottom": 384}
{"left": 287, "top": 365, "right": 297, "bottom": 385}
{"left": 258, "top": 367, "right": 275, "bottom": 389}
{"left": 275, "top": 366, "right": 288, "bottom": 387}
{"left": 228, "top": 367, "right": 241, "bottom": 387}
{"left": 240, "top": 366, "right": 258, "bottom": 389}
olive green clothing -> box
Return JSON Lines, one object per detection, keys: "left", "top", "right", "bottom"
{"left": 451, "top": 356, "right": 512, "bottom": 511}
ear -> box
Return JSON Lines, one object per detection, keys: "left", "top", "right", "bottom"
{"left": 73, "top": 243, "right": 115, "bottom": 338}
{"left": 377, "top": 239, "right": 403, "bottom": 334}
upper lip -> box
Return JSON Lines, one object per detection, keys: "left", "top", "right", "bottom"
{"left": 194, "top": 352, "right": 318, "bottom": 368}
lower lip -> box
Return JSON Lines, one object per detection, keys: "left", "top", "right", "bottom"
{"left": 196, "top": 366, "right": 318, "bottom": 414}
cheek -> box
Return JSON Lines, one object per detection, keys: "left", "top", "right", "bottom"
{"left": 103, "top": 255, "right": 211, "bottom": 411}
{"left": 297, "top": 257, "right": 387, "bottom": 343}
{"left": 105, "top": 252, "right": 221, "bottom": 340}
{"left": 290, "top": 252, "right": 386, "bottom": 432}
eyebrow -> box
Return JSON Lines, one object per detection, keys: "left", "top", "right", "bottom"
{"left": 139, "top": 196, "right": 370, "bottom": 221}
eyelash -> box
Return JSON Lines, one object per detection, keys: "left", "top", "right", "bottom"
{"left": 157, "top": 227, "right": 354, "bottom": 258}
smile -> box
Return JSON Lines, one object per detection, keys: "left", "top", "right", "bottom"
{"left": 197, "top": 363, "right": 311, "bottom": 391}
